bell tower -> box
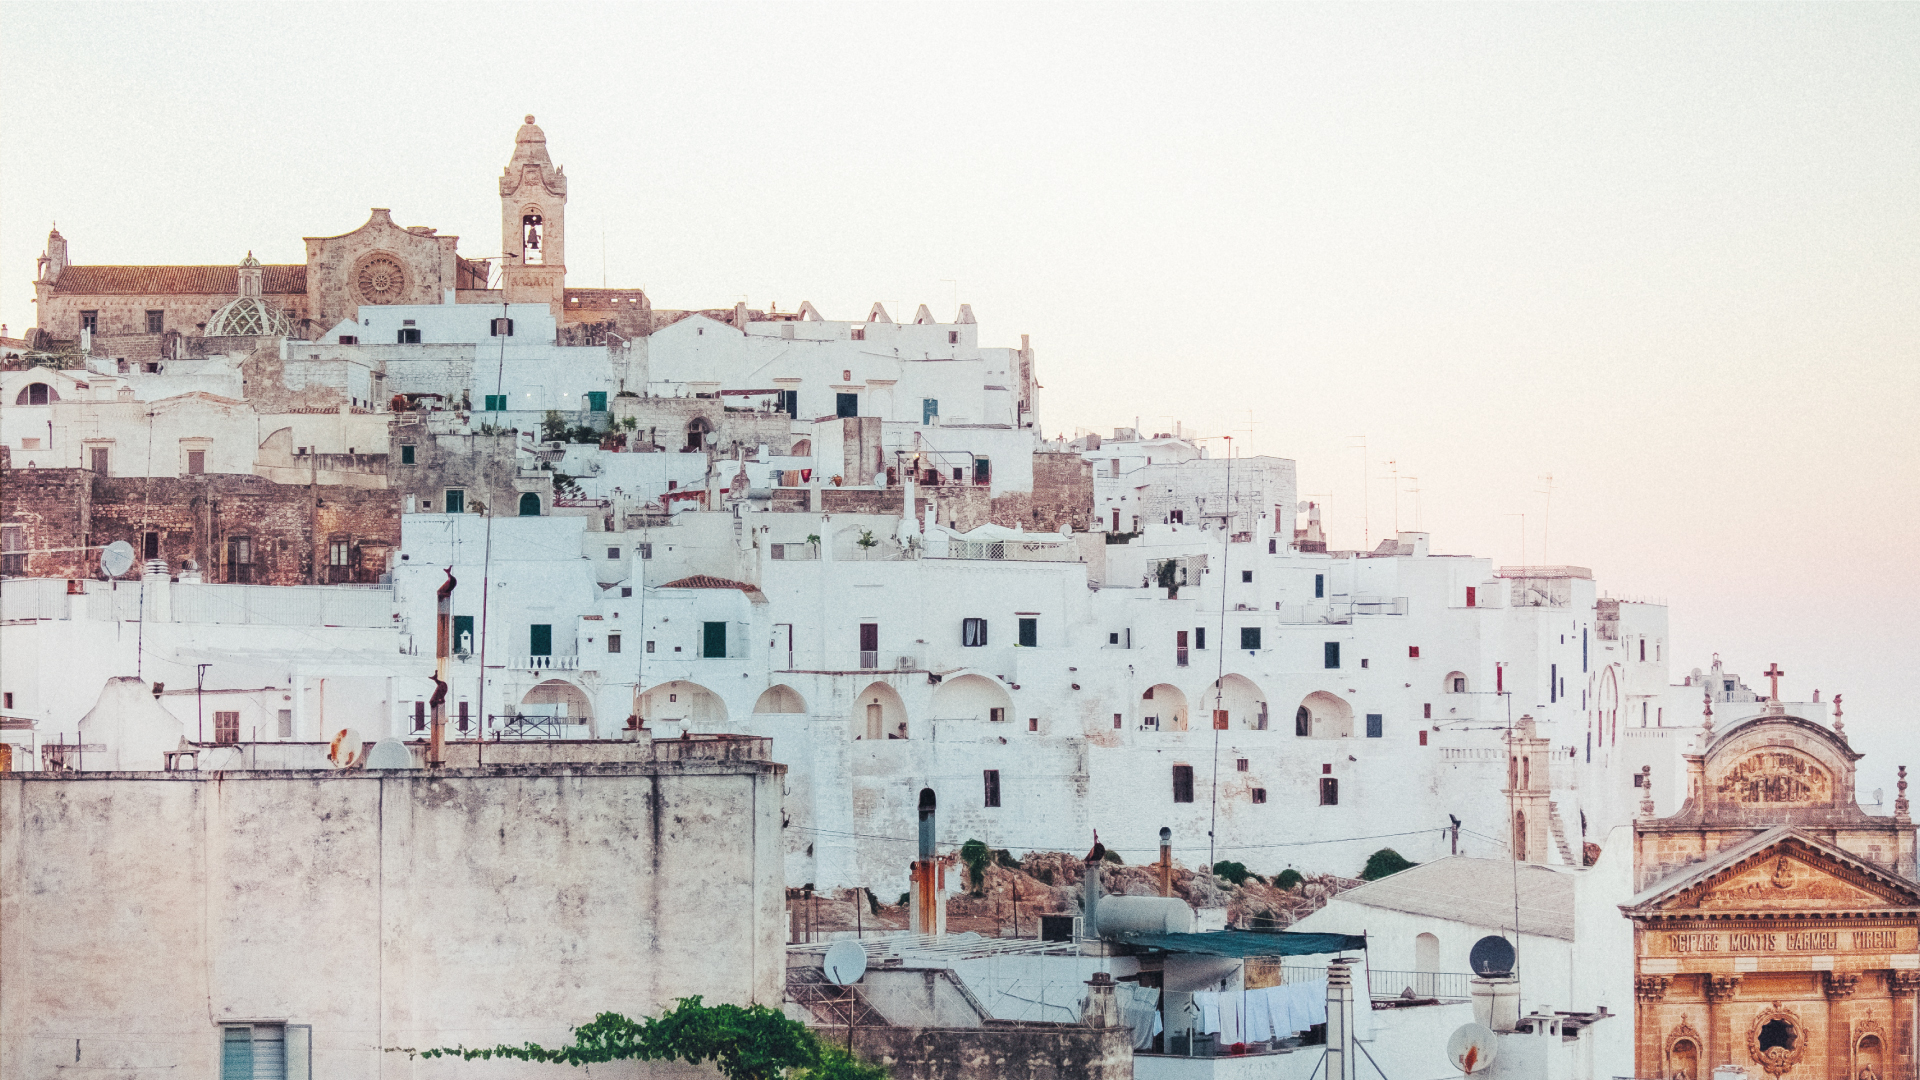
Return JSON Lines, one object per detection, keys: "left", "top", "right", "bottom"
{"left": 499, "top": 115, "right": 567, "bottom": 317}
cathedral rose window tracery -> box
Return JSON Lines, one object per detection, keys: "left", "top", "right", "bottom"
{"left": 355, "top": 254, "right": 408, "bottom": 305}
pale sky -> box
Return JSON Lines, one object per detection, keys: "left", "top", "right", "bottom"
{"left": 4, "top": 3, "right": 1915, "bottom": 788}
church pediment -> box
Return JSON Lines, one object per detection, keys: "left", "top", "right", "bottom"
{"left": 1631, "top": 828, "right": 1920, "bottom": 916}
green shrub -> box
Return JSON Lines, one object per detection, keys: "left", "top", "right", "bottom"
{"left": 1274, "top": 868, "right": 1304, "bottom": 890}
{"left": 1360, "top": 848, "right": 1417, "bottom": 881}
{"left": 1213, "top": 860, "right": 1263, "bottom": 886}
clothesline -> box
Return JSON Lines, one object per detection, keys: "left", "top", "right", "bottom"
{"left": 1191, "top": 981, "right": 1328, "bottom": 1044}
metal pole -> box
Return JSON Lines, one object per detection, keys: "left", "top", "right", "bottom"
{"left": 196, "top": 663, "right": 209, "bottom": 744}
{"left": 1208, "top": 437, "right": 1232, "bottom": 874}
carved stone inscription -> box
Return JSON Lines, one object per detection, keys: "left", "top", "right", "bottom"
{"left": 1715, "top": 750, "right": 1831, "bottom": 805}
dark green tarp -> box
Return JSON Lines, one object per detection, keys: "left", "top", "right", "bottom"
{"left": 1115, "top": 930, "right": 1366, "bottom": 958}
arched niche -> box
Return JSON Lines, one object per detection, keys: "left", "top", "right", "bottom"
{"left": 1443, "top": 671, "right": 1468, "bottom": 694}
{"left": 521, "top": 679, "right": 593, "bottom": 721}
{"left": 1141, "top": 683, "right": 1189, "bottom": 731}
{"left": 1204, "top": 674, "right": 1268, "bottom": 729}
{"left": 1293, "top": 691, "right": 1353, "bottom": 738}
{"left": 14, "top": 382, "right": 57, "bottom": 406}
{"left": 638, "top": 679, "right": 727, "bottom": 726}
{"left": 928, "top": 674, "right": 1012, "bottom": 724}
{"left": 854, "top": 681, "right": 909, "bottom": 740}
{"left": 752, "top": 684, "right": 807, "bottom": 714}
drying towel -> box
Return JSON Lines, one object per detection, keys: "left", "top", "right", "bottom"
{"left": 1115, "top": 985, "right": 1163, "bottom": 1050}
{"left": 1191, "top": 991, "right": 1222, "bottom": 1036}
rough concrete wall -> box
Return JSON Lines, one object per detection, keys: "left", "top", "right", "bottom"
{"left": 0, "top": 762, "right": 785, "bottom": 1079}
{"left": 2, "top": 469, "right": 401, "bottom": 584}
{"left": 848, "top": 1024, "right": 1131, "bottom": 1080}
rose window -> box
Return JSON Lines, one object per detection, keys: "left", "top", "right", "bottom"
{"left": 356, "top": 256, "right": 407, "bottom": 304}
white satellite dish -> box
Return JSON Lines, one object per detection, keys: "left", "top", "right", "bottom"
{"left": 822, "top": 940, "right": 867, "bottom": 986}
{"left": 1446, "top": 1022, "right": 1499, "bottom": 1074}
{"left": 99, "top": 540, "right": 135, "bottom": 579}
{"left": 325, "top": 728, "right": 364, "bottom": 769}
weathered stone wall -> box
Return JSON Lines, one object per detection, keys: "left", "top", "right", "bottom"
{"left": 0, "top": 468, "right": 400, "bottom": 584}
{"left": 611, "top": 396, "right": 797, "bottom": 455}
{"left": 986, "top": 452, "right": 1092, "bottom": 533}
{"left": 0, "top": 761, "right": 786, "bottom": 1078}
{"left": 386, "top": 421, "right": 532, "bottom": 517}
{"left": 848, "top": 1023, "right": 1132, "bottom": 1080}
{"left": 303, "top": 209, "right": 466, "bottom": 329}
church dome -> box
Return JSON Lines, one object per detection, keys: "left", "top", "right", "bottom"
{"left": 206, "top": 295, "right": 292, "bottom": 338}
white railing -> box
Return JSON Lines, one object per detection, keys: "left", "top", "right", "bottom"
{"left": 938, "top": 540, "right": 1077, "bottom": 562}
{"left": 858, "top": 650, "right": 880, "bottom": 669}
{"left": 513, "top": 655, "right": 581, "bottom": 671}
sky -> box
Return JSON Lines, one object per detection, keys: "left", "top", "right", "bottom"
{"left": 3, "top": 3, "right": 1915, "bottom": 788}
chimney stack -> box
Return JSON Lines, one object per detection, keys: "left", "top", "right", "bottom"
{"left": 910, "top": 788, "right": 944, "bottom": 936}
{"left": 1157, "top": 826, "right": 1173, "bottom": 897}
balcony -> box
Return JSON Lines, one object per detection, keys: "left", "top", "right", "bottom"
{"left": 512, "top": 655, "right": 581, "bottom": 671}
{"left": 858, "top": 650, "right": 880, "bottom": 669}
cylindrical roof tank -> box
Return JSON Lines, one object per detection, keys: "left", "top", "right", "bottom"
{"left": 1096, "top": 896, "right": 1196, "bottom": 936}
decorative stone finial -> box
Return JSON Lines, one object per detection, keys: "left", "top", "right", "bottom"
{"left": 1897, "top": 766, "right": 1908, "bottom": 819}
{"left": 525, "top": 114, "right": 535, "bottom": 124}
{"left": 1638, "top": 766, "right": 1655, "bottom": 819}
{"left": 1832, "top": 693, "right": 1844, "bottom": 735}
{"left": 1701, "top": 689, "right": 1714, "bottom": 737}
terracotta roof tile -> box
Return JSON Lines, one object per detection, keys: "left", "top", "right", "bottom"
{"left": 658, "top": 575, "right": 757, "bottom": 591}
{"left": 51, "top": 265, "right": 306, "bottom": 295}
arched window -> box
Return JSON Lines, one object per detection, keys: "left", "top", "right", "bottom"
{"left": 1414, "top": 933, "right": 1439, "bottom": 975}
{"left": 685, "top": 417, "right": 713, "bottom": 451}
{"left": 14, "top": 383, "right": 55, "bottom": 406}
{"left": 518, "top": 492, "right": 541, "bottom": 516}
{"left": 1513, "top": 811, "right": 1527, "bottom": 857}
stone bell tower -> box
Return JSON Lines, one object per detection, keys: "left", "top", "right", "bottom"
{"left": 499, "top": 114, "right": 567, "bottom": 318}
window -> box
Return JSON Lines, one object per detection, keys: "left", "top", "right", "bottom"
{"left": 923, "top": 398, "right": 939, "bottom": 423}
{"left": 80, "top": 310, "right": 98, "bottom": 333}
{"left": 1109, "top": 632, "right": 1120, "bottom": 645}
{"left": 1424, "top": 702, "right": 1432, "bottom": 719}
{"left": 338, "top": 335, "right": 358, "bottom": 345}
{"left": 226, "top": 536, "right": 252, "bottom": 583}
{"left": 850, "top": 327, "right": 865, "bottom": 341}
{"left": 1550, "top": 663, "right": 1558, "bottom": 703}
{"left": 90, "top": 447, "right": 109, "bottom": 473}
{"left": 620, "top": 586, "right": 632, "bottom": 597}
{"left": 400, "top": 444, "right": 415, "bottom": 464}
{"left": 0, "top": 525, "right": 23, "bottom": 576}
{"left": 607, "top": 546, "right": 621, "bottom": 559}
{"left": 1419, "top": 729, "right": 1428, "bottom": 746}
{"left": 1366, "top": 714, "right": 1383, "bottom": 738}
{"left": 1028, "top": 717, "right": 1038, "bottom": 732}
{"left": 1241, "top": 627, "right": 1262, "bottom": 650}
{"left": 143, "top": 531, "right": 159, "bottom": 560}
{"left": 2, "top": 692, "right": 11, "bottom": 709}
{"left": 186, "top": 450, "right": 206, "bottom": 475}
{"left": 989, "top": 707, "right": 1006, "bottom": 723}
{"left": 703, "top": 621, "right": 728, "bottom": 659}
{"left": 277, "top": 709, "right": 293, "bottom": 738}
{"left": 836, "top": 393, "right": 859, "bottom": 418}
{"left": 397, "top": 328, "right": 422, "bottom": 344}
{"left": 962, "top": 618, "right": 988, "bottom": 647}
{"left": 522, "top": 213, "right": 545, "bottom": 264}
{"left": 529, "top": 624, "right": 552, "bottom": 656}
{"left": 1017, "top": 617, "right": 1037, "bottom": 648}
{"left": 1314, "top": 573, "right": 1324, "bottom": 598}
{"left": 1113, "top": 713, "right": 1122, "bottom": 729}
{"left": 453, "top": 615, "right": 474, "bottom": 654}
{"left": 328, "top": 538, "right": 349, "bottom": 567}
{"left": 1638, "top": 638, "right": 1646, "bottom": 661}
{"left": 518, "top": 492, "right": 542, "bottom": 517}
{"left": 221, "top": 1024, "right": 290, "bottom": 1080}
{"left": 1295, "top": 706, "right": 1311, "bottom": 736}
{"left": 207, "top": 711, "right": 240, "bottom": 745}
{"left": 1169, "top": 509, "right": 1184, "bottom": 524}
{"left": 1320, "top": 777, "right": 1339, "bottom": 805}
{"left": 1268, "top": 538, "right": 1276, "bottom": 553}
{"left": 1465, "top": 586, "right": 1477, "bottom": 607}
{"left": 1252, "top": 788, "right": 1267, "bottom": 804}
{"left": 1176, "top": 630, "right": 1189, "bottom": 666}
{"left": 973, "top": 458, "right": 991, "bottom": 484}
{"left": 491, "top": 317, "right": 515, "bottom": 336}
{"left": 146, "top": 310, "right": 165, "bottom": 333}
{"left": 859, "top": 623, "right": 878, "bottom": 667}
{"left": 1236, "top": 758, "right": 1249, "bottom": 772}
{"left": 1172, "top": 764, "right": 1194, "bottom": 803}
{"left": 983, "top": 769, "right": 1001, "bottom": 807}
{"left": 1194, "top": 627, "right": 1205, "bottom": 650}
{"left": 484, "top": 394, "right": 506, "bottom": 411}
{"left": 1360, "top": 658, "right": 1369, "bottom": 668}
{"left": 413, "top": 701, "right": 427, "bottom": 731}
{"left": 1324, "top": 641, "right": 1340, "bottom": 668}
{"left": 1632, "top": 770, "right": 1644, "bottom": 788}
{"left": 637, "top": 543, "right": 653, "bottom": 560}
{"left": 607, "top": 633, "right": 622, "bottom": 653}
{"left": 1409, "top": 646, "right": 1420, "bottom": 658}
{"left": 948, "top": 330, "right": 960, "bottom": 344}
{"left": 647, "top": 640, "right": 656, "bottom": 653}
{"left": 1241, "top": 570, "right": 1253, "bottom": 583}
{"left": 444, "top": 489, "right": 465, "bottom": 514}
{"left": 587, "top": 391, "right": 607, "bottom": 412}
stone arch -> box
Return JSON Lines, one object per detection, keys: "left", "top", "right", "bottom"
{"left": 518, "top": 492, "right": 542, "bottom": 516}
{"left": 1141, "top": 683, "right": 1189, "bottom": 731}
{"left": 1443, "top": 671, "right": 1469, "bottom": 694}
{"left": 854, "top": 681, "right": 909, "bottom": 740}
{"left": 14, "top": 382, "right": 57, "bottom": 406}
{"left": 1667, "top": 1036, "right": 1699, "bottom": 1080}
{"left": 1293, "top": 691, "right": 1353, "bottom": 738}
{"left": 1414, "top": 932, "right": 1439, "bottom": 972}
{"left": 753, "top": 684, "right": 807, "bottom": 714}
{"left": 1202, "top": 674, "right": 1269, "bottom": 730}
{"left": 1594, "top": 664, "right": 1621, "bottom": 746}
{"left": 685, "top": 415, "right": 713, "bottom": 451}
{"left": 1856, "top": 1029, "right": 1885, "bottom": 1080}
{"left": 638, "top": 679, "right": 727, "bottom": 726}
{"left": 789, "top": 438, "right": 812, "bottom": 457}
{"left": 928, "top": 673, "right": 1013, "bottom": 724}
{"left": 520, "top": 678, "right": 593, "bottom": 722}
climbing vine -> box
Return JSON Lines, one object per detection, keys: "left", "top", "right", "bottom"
{"left": 392, "top": 997, "right": 888, "bottom": 1079}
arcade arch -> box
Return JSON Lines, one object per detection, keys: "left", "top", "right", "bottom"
{"left": 753, "top": 684, "right": 807, "bottom": 714}
{"left": 854, "top": 681, "right": 909, "bottom": 740}
{"left": 638, "top": 680, "right": 727, "bottom": 726}
{"left": 928, "top": 674, "right": 1013, "bottom": 724}
{"left": 1293, "top": 691, "right": 1354, "bottom": 738}
{"left": 1141, "top": 684, "right": 1189, "bottom": 731}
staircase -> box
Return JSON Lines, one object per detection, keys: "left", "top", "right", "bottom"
{"left": 1546, "top": 800, "right": 1578, "bottom": 865}
{"left": 786, "top": 966, "right": 886, "bottom": 1027}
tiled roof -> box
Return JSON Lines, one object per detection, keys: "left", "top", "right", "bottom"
{"left": 658, "top": 575, "right": 756, "bottom": 591}
{"left": 51, "top": 265, "right": 306, "bottom": 295}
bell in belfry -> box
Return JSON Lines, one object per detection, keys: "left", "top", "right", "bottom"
{"left": 525, "top": 225, "right": 540, "bottom": 250}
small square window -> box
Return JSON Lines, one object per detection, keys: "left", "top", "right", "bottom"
{"left": 1252, "top": 788, "right": 1267, "bottom": 804}
{"left": 444, "top": 489, "right": 465, "bottom": 514}
{"left": 607, "top": 633, "right": 622, "bottom": 653}
{"left": 1409, "top": 645, "right": 1420, "bottom": 658}
{"left": 962, "top": 618, "right": 988, "bottom": 647}
{"left": 400, "top": 444, "right": 415, "bottom": 464}
{"left": 621, "top": 586, "right": 633, "bottom": 597}
{"left": 607, "top": 546, "right": 621, "bottom": 559}
{"left": 1027, "top": 717, "right": 1038, "bottom": 732}
{"left": 145, "top": 310, "right": 164, "bottom": 333}
{"left": 1109, "top": 632, "right": 1120, "bottom": 645}
{"left": 1236, "top": 758, "right": 1249, "bottom": 772}
{"left": 1361, "top": 658, "right": 1370, "bottom": 669}
{"left": 646, "top": 641, "right": 656, "bottom": 653}
{"left": 1240, "top": 627, "right": 1262, "bottom": 650}
{"left": 1241, "top": 570, "right": 1253, "bottom": 583}
{"left": 948, "top": 331, "right": 959, "bottom": 344}
{"left": 187, "top": 449, "right": 206, "bottom": 475}
{"left": 989, "top": 707, "right": 1006, "bottom": 723}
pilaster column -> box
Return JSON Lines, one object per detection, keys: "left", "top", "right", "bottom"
{"left": 1826, "top": 972, "right": 1860, "bottom": 1079}
{"left": 1706, "top": 974, "right": 1742, "bottom": 1071}
{"left": 1635, "top": 975, "right": 1672, "bottom": 1078}
{"left": 1890, "top": 971, "right": 1920, "bottom": 1079}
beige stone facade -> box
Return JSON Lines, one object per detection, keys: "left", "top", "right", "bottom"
{"left": 1626, "top": 709, "right": 1919, "bottom": 1080}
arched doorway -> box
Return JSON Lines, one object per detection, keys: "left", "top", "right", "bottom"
{"left": 1294, "top": 691, "right": 1354, "bottom": 738}
{"left": 752, "top": 684, "right": 807, "bottom": 714}
{"left": 928, "top": 674, "right": 1013, "bottom": 724}
{"left": 854, "top": 681, "right": 909, "bottom": 740}
{"left": 1204, "top": 674, "right": 1268, "bottom": 729}
{"left": 1140, "top": 684, "right": 1189, "bottom": 731}
{"left": 638, "top": 680, "right": 727, "bottom": 726}
{"left": 519, "top": 492, "right": 541, "bottom": 516}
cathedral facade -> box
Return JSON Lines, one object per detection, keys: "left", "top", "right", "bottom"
{"left": 1627, "top": 697, "right": 1918, "bottom": 1080}
{"left": 28, "top": 116, "right": 600, "bottom": 355}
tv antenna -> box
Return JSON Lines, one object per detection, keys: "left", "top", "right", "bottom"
{"left": 99, "top": 540, "right": 134, "bottom": 579}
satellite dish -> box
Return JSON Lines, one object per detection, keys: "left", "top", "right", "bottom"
{"left": 100, "top": 540, "right": 135, "bottom": 579}
{"left": 362, "top": 738, "right": 413, "bottom": 770}
{"left": 822, "top": 940, "right": 867, "bottom": 986}
{"left": 1446, "top": 1022, "right": 1499, "bottom": 1073}
{"left": 872, "top": 476, "right": 887, "bottom": 489}
{"left": 325, "top": 728, "right": 364, "bottom": 769}
{"left": 1469, "top": 935, "right": 1516, "bottom": 977}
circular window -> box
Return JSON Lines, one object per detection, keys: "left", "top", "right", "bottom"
{"left": 354, "top": 255, "right": 408, "bottom": 305}
{"left": 1748, "top": 1007, "right": 1804, "bottom": 1077}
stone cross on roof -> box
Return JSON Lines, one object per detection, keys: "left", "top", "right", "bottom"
{"left": 1762, "top": 662, "right": 1785, "bottom": 700}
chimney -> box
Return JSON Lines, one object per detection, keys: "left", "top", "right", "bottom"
{"left": 1081, "top": 972, "right": 1121, "bottom": 1028}
{"left": 429, "top": 569, "right": 456, "bottom": 767}
{"left": 910, "top": 788, "right": 944, "bottom": 936}
{"left": 1157, "top": 827, "right": 1173, "bottom": 897}
{"left": 1326, "top": 960, "right": 1357, "bottom": 1080}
